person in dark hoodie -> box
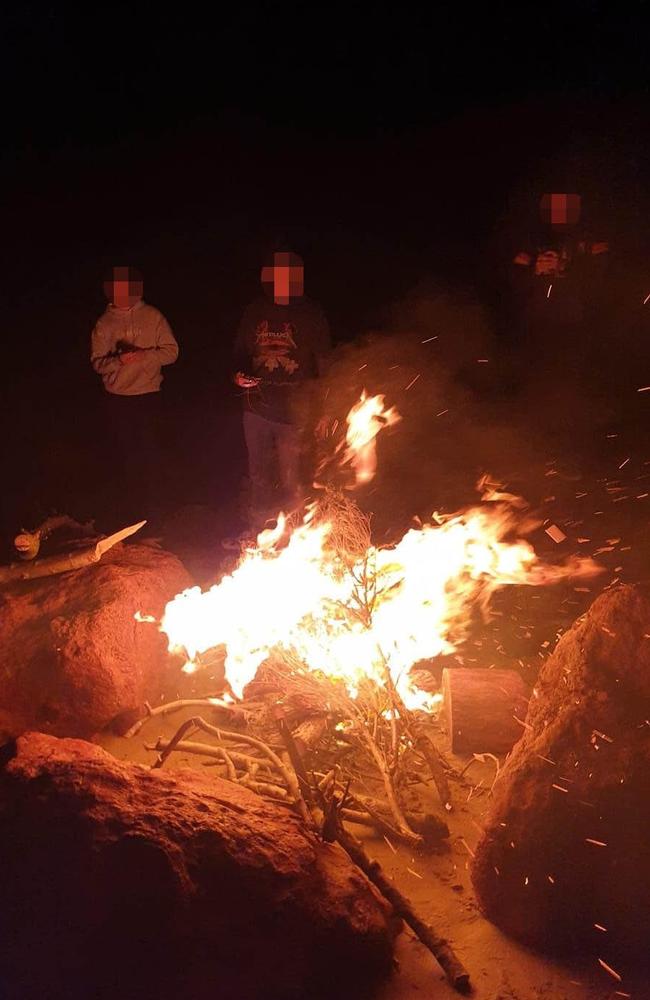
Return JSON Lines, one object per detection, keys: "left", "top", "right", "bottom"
{"left": 91, "top": 266, "right": 179, "bottom": 526}
{"left": 228, "top": 250, "right": 331, "bottom": 543}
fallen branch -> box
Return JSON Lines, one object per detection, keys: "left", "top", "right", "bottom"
{"left": 13, "top": 514, "right": 95, "bottom": 560}
{"left": 355, "top": 716, "right": 423, "bottom": 848}
{"left": 146, "top": 737, "right": 275, "bottom": 776}
{"left": 332, "top": 818, "right": 471, "bottom": 993}
{"left": 124, "top": 697, "right": 252, "bottom": 739}
{"left": 0, "top": 521, "right": 146, "bottom": 585}
{"left": 410, "top": 726, "right": 454, "bottom": 812}
{"left": 152, "top": 716, "right": 313, "bottom": 825}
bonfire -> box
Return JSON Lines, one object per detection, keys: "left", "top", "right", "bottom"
{"left": 126, "top": 392, "right": 600, "bottom": 992}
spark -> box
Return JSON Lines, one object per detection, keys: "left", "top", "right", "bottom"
{"left": 407, "top": 867, "right": 423, "bottom": 879}
{"left": 383, "top": 835, "right": 397, "bottom": 855}
{"left": 597, "top": 958, "right": 622, "bottom": 982}
{"left": 436, "top": 409, "right": 449, "bottom": 416}
{"left": 644, "top": 292, "right": 650, "bottom": 305}
{"left": 585, "top": 838, "right": 607, "bottom": 847}
{"left": 552, "top": 784, "right": 568, "bottom": 793}
{"left": 637, "top": 386, "right": 650, "bottom": 392}
{"left": 547, "top": 283, "right": 553, "bottom": 298}
{"left": 421, "top": 336, "right": 438, "bottom": 343}
{"left": 594, "top": 923, "right": 607, "bottom": 932}
{"left": 134, "top": 610, "right": 157, "bottom": 623}
{"left": 404, "top": 373, "right": 421, "bottom": 391}
{"left": 619, "top": 457, "right": 630, "bottom": 469}
{"left": 459, "top": 838, "right": 476, "bottom": 858}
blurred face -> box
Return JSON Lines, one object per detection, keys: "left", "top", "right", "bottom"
{"left": 103, "top": 267, "right": 143, "bottom": 308}
{"left": 261, "top": 252, "right": 304, "bottom": 305}
{"left": 540, "top": 193, "right": 581, "bottom": 230}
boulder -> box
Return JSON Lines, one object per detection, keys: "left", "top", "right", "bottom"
{"left": 0, "top": 732, "right": 397, "bottom": 1000}
{"left": 0, "top": 543, "right": 191, "bottom": 739}
{"left": 471, "top": 584, "right": 650, "bottom": 961}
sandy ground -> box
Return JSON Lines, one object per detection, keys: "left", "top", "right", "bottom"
{"left": 100, "top": 705, "right": 649, "bottom": 1000}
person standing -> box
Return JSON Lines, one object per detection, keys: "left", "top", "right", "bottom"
{"left": 91, "top": 266, "right": 179, "bottom": 526}
{"left": 228, "top": 250, "right": 331, "bottom": 543}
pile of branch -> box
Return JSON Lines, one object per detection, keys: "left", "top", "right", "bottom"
{"left": 129, "top": 658, "right": 468, "bottom": 991}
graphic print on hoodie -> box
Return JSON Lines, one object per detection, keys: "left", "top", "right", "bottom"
{"left": 234, "top": 296, "right": 331, "bottom": 423}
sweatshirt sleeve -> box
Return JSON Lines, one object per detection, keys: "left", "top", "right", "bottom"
{"left": 153, "top": 312, "right": 179, "bottom": 365}
{"left": 90, "top": 319, "right": 121, "bottom": 376}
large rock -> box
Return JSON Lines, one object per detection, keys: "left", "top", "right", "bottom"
{"left": 0, "top": 733, "right": 397, "bottom": 1000}
{"left": 471, "top": 584, "right": 650, "bottom": 960}
{"left": 0, "top": 543, "right": 191, "bottom": 739}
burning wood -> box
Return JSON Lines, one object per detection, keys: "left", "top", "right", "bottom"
{"left": 157, "top": 489, "right": 600, "bottom": 708}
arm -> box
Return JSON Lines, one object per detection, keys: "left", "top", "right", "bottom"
{"left": 153, "top": 313, "right": 179, "bottom": 365}
{"left": 90, "top": 321, "right": 121, "bottom": 377}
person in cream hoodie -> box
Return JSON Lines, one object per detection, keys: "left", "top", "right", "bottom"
{"left": 91, "top": 266, "right": 179, "bottom": 525}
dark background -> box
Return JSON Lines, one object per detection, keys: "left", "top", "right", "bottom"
{"left": 2, "top": 3, "right": 650, "bottom": 541}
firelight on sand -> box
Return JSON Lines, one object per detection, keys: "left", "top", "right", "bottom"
{"left": 157, "top": 394, "right": 601, "bottom": 708}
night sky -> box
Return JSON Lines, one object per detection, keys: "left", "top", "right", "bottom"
{"left": 1, "top": 3, "right": 649, "bottom": 533}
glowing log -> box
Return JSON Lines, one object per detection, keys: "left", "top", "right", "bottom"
{"left": 442, "top": 667, "right": 529, "bottom": 755}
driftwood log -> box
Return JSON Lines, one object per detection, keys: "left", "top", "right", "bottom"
{"left": 442, "top": 667, "right": 529, "bottom": 754}
{"left": 0, "top": 521, "right": 146, "bottom": 585}
{"left": 13, "top": 515, "right": 95, "bottom": 560}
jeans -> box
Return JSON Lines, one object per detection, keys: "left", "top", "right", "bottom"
{"left": 243, "top": 410, "right": 302, "bottom": 531}
{"left": 103, "top": 391, "right": 164, "bottom": 527}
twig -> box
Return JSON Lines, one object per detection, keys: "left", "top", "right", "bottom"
{"left": 124, "top": 698, "right": 239, "bottom": 739}
{"left": 332, "top": 820, "right": 471, "bottom": 993}
{"left": 411, "top": 727, "right": 453, "bottom": 811}
{"left": 355, "top": 724, "right": 422, "bottom": 848}
{"left": 154, "top": 716, "right": 312, "bottom": 825}
{"left": 146, "top": 737, "right": 272, "bottom": 775}
{"left": 378, "top": 649, "right": 453, "bottom": 811}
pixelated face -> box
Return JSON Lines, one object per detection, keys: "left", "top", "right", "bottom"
{"left": 261, "top": 252, "right": 304, "bottom": 305}
{"left": 540, "top": 193, "right": 581, "bottom": 229}
{"left": 103, "top": 266, "right": 143, "bottom": 307}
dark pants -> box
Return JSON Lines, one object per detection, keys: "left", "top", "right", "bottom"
{"left": 243, "top": 410, "right": 302, "bottom": 531}
{"left": 103, "top": 392, "right": 164, "bottom": 527}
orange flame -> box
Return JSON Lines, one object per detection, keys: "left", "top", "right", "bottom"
{"left": 342, "top": 391, "right": 401, "bottom": 485}
{"left": 160, "top": 501, "right": 600, "bottom": 709}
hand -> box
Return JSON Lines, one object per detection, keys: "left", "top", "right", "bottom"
{"left": 314, "top": 415, "right": 332, "bottom": 440}
{"left": 120, "top": 350, "right": 142, "bottom": 366}
{"left": 234, "top": 371, "right": 261, "bottom": 389}
{"left": 535, "top": 250, "right": 559, "bottom": 276}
